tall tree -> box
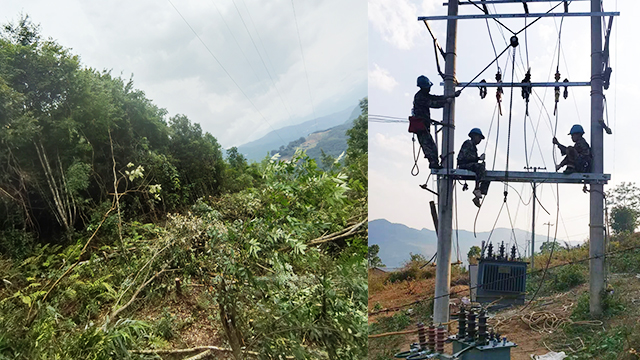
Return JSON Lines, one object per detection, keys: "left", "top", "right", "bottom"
{"left": 606, "top": 182, "right": 640, "bottom": 234}
{"left": 368, "top": 244, "right": 384, "bottom": 268}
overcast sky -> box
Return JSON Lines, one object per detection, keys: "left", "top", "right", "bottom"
{"left": 369, "top": 0, "right": 638, "bottom": 256}
{"left": 2, "top": 0, "right": 367, "bottom": 148}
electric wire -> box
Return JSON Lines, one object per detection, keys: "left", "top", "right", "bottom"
{"left": 231, "top": 0, "right": 295, "bottom": 122}
{"left": 210, "top": 1, "right": 265, "bottom": 89}
{"left": 290, "top": 0, "right": 318, "bottom": 129}
{"left": 166, "top": 0, "right": 286, "bottom": 145}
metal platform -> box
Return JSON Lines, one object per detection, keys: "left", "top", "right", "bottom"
{"left": 430, "top": 168, "right": 610, "bottom": 184}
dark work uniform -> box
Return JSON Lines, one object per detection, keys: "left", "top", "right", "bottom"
{"left": 457, "top": 139, "right": 490, "bottom": 195}
{"left": 412, "top": 89, "right": 447, "bottom": 167}
{"left": 557, "top": 137, "right": 592, "bottom": 172}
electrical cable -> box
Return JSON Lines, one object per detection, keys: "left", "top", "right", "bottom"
{"left": 503, "top": 46, "right": 517, "bottom": 195}
{"left": 231, "top": 0, "right": 296, "bottom": 123}
{"left": 166, "top": 0, "right": 287, "bottom": 145}
{"left": 290, "top": 0, "right": 318, "bottom": 130}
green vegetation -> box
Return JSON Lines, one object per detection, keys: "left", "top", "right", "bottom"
{"left": 607, "top": 182, "right": 640, "bottom": 234}
{"left": 0, "top": 16, "right": 368, "bottom": 360}
{"left": 368, "top": 244, "right": 384, "bottom": 268}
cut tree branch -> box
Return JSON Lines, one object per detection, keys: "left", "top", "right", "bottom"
{"left": 130, "top": 346, "right": 259, "bottom": 356}
{"left": 110, "top": 266, "right": 177, "bottom": 320}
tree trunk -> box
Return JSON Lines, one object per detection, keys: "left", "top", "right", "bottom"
{"left": 219, "top": 280, "right": 243, "bottom": 360}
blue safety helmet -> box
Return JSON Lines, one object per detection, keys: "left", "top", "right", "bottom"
{"left": 568, "top": 124, "right": 585, "bottom": 135}
{"left": 417, "top": 75, "right": 433, "bottom": 88}
{"left": 469, "top": 128, "right": 485, "bottom": 139}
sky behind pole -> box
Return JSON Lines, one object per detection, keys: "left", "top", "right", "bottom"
{"left": 369, "top": 0, "right": 637, "bottom": 253}
{"left": 2, "top": 0, "right": 367, "bottom": 148}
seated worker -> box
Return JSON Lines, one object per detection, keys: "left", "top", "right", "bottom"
{"left": 412, "top": 75, "right": 460, "bottom": 169}
{"left": 457, "top": 128, "right": 490, "bottom": 208}
{"left": 552, "top": 124, "right": 592, "bottom": 174}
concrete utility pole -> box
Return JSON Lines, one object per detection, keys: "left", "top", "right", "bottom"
{"left": 433, "top": 0, "right": 458, "bottom": 325}
{"left": 589, "top": 0, "right": 605, "bottom": 317}
{"left": 543, "top": 222, "right": 554, "bottom": 247}
{"left": 531, "top": 183, "right": 536, "bottom": 270}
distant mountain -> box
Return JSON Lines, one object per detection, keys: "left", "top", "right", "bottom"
{"left": 273, "top": 116, "right": 355, "bottom": 163}
{"left": 368, "top": 219, "right": 573, "bottom": 269}
{"left": 237, "top": 105, "right": 361, "bottom": 161}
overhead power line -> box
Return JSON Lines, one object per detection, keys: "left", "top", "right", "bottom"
{"left": 166, "top": 0, "right": 286, "bottom": 144}
{"left": 291, "top": 0, "right": 318, "bottom": 129}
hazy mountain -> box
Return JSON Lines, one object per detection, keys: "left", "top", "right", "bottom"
{"left": 237, "top": 104, "right": 361, "bottom": 161}
{"left": 369, "top": 219, "right": 573, "bottom": 269}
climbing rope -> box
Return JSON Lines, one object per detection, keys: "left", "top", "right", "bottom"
{"left": 411, "top": 134, "right": 422, "bottom": 177}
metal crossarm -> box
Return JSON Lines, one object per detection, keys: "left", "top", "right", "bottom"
{"left": 418, "top": 11, "right": 619, "bottom": 21}
{"left": 430, "top": 169, "right": 610, "bottom": 184}
{"left": 441, "top": 81, "right": 590, "bottom": 88}
{"left": 443, "top": 0, "right": 588, "bottom": 5}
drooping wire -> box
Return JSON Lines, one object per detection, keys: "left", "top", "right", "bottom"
{"left": 521, "top": 181, "right": 561, "bottom": 311}
{"left": 503, "top": 46, "right": 517, "bottom": 196}
{"left": 454, "top": 182, "right": 461, "bottom": 263}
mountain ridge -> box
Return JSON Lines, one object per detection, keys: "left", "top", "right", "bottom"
{"left": 237, "top": 104, "right": 360, "bottom": 161}
{"left": 369, "top": 218, "right": 576, "bottom": 269}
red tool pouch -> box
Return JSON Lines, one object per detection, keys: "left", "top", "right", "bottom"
{"left": 408, "top": 116, "right": 427, "bottom": 133}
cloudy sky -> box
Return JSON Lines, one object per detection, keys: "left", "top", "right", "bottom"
{"left": 369, "top": 0, "right": 638, "bottom": 255}
{"left": 2, "top": 0, "right": 367, "bottom": 148}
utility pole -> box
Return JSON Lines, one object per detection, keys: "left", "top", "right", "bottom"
{"left": 589, "top": 0, "right": 605, "bottom": 317}
{"left": 543, "top": 222, "right": 554, "bottom": 247}
{"left": 531, "top": 183, "right": 536, "bottom": 270}
{"left": 433, "top": 0, "right": 458, "bottom": 325}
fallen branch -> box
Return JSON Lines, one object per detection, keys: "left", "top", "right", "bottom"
{"left": 110, "top": 266, "right": 176, "bottom": 320}
{"left": 113, "top": 237, "right": 176, "bottom": 310}
{"left": 39, "top": 205, "right": 115, "bottom": 305}
{"left": 183, "top": 350, "right": 211, "bottom": 360}
{"left": 131, "top": 346, "right": 259, "bottom": 356}
{"left": 306, "top": 217, "right": 367, "bottom": 246}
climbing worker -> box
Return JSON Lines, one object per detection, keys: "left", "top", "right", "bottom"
{"left": 457, "top": 128, "right": 490, "bottom": 208}
{"left": 552, "top": 124, "right": 592, "bottom": 174}
{"left": 411, "top": 75, "right": 461, "bottom": 169}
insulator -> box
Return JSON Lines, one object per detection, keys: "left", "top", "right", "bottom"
{"left": 563, "top": 78, "right": 569, "bottom": 99}
{"left": 510, "top": 35, "right": 519, "bottom": 48}
{"left": 479, "top": 79, "right": 487, "bottom": 99}
{"left": 510, "top": 245, "right": 517, "bottom": 261}
{"left": 487, "top": 242, "right": 494, "bottom": 258}
{"left": 428, "top": 325, "right": 436, "bottom": 352}
{"left": 418, "top": 323, "right": 427, "bottom": 350}
{"left": 478, "top": 310, "right": 488, "bottom": 345}
{"left": 436, "top": 326, "right": 447, "bottom": 353}
{"left": 458, "top": 308, "right": 467, "bottom": 338}
{"left": 499, "top": 241, "right": 505, "bottom": 259}
{"left": 466, "top": 310, "right": 477, "bottom": 341}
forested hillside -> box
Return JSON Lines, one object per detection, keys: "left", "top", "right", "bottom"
{"left": 0, "top": 18, "right": 368, "bottom": 359}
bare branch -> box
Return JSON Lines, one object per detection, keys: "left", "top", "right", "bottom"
{"left": 130, "top": 346, "right": 259, "bottom": 356}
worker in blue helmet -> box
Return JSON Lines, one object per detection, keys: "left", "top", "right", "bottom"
{"left": 552, "top": 124, "right": 592, "bottom": 174}
{"left": 411, "top": 75, "right": 461, "bottom": 169}
{"left": 458, "top": 128, "right": 490, "bottom": 207}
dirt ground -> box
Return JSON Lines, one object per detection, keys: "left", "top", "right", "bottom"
{"left": 368, "top": 272, "right": 640, "bottom": 360}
